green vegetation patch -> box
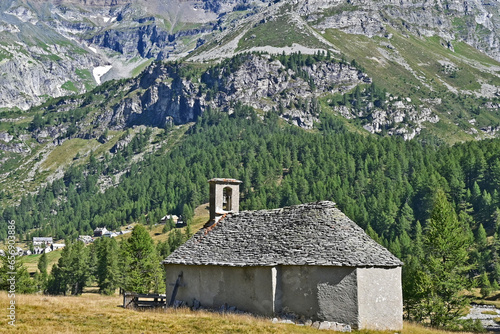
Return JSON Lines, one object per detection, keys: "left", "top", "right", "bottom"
{"left": 0, "top": 49, "right": 12, "bottom": 62}
{"left": 22, "top": 249, "right": 63, "bottom": 274}
{"left": 237, "top": 14, "right": 324, "bottom": 51}
{"left": 75, "top": 68, "right": 95, "bottom": 90}
{"left": 308, "top": 4, "right": 359, "bottom": 25}
{"left": 0, "top": 152, "right": 22, "bottom": 175}
{"left": 40, "top": 138, "right": 98, "bottom": 172}
{"left": 61, "top": 81, "right": 79, "bottom": 93}
{"left": 131, "top": 59, "right": 154, "bottom": 77}
{"left": 321, "top": 27, "right": 500, "bottom": 140}
{"left": 171, "top": 21, "right": 203, "bottom": 34}
{"left": 453, "top": 40, "right": 500, "bottom": 67}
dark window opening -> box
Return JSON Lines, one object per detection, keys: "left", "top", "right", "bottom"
{"left": 223, "top": 187, "right": 232, "bottom": 211}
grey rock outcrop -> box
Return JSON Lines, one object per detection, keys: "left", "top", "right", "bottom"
{"left": 0, "top": 132, "right": 14, "bottom": 143}
{"left": 28, "top": 53, "right": 442, "bottom": 139}
{"left": 338, "top": 99, "right": 440, "bottom": 140}
{"left": 98, "top": 54, "right": 369, "bottom": 130}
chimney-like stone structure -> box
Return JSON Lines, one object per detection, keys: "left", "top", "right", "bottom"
{"left": 208, "top": 178, "right": 242, "bottom": 221}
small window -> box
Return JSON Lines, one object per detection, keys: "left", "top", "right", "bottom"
{"left": 223, "top": 187, "right": 232, "bottom": 211}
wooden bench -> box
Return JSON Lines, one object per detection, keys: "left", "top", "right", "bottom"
{"left": 123, "top": 293, "right": 168, "bottom": 309}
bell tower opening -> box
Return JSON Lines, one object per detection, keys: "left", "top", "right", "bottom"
{"left": 208, "top": 178, "right": 242, "bottom": 221}
{"left": 223, "top": 187, "right": 233, "bottom": 211}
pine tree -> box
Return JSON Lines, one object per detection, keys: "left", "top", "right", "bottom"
{"left": 47, "top": 244, "right": 72, "bottom": 295}
{"left": 479, "top": 271, "right": 492, "bottom": 298}
{"left": 413, "top": 189, "right": 473, "bottom": 328}
{"left": 398, "top": 202, "right": 414, "bottom": 234}
{"left": 121, "top": 225, "right": 164, "bottom": 294}
{"left": 67, "top": 241, "right": 90, "bottom": 295}
{"left": 46, "top": 241, "right": 90, "bottom": 295}
{"left": 476, "top": 223, "right": 488, "bottom": 249}
{"left": 36, "top": 252, "right": 49, "bottom": 291}
{"left": 38, "top": 252, "right": 48, "bottom": 277}
{"left": 402, "top": 255, "right": 426, "bottom": 321}
{"left": 96, "top": 238, "right": 119, "bottom": 295}
{"left": 412, "top": 221, "right": 424, "bottom": 260}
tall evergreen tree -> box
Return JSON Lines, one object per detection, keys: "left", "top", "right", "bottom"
{"left": 96, "top": 238, "right": 119, "bottom": 295}
{"left": 46, "top": 241, "right": 91, "bottom": 295}
{"left": 38, "top": 252, "right": 48, "bottom": 276}
{"left": 411, "top": 189, "right": 473, "bottom": 327}
{"left": 67, "top": 241, "right": 90, "bottom": 295}
{"left": 36, "top": 252, "right": 49, "bottom": 292}
{"left": 120, "top": 225, "right": 164, "bottom": 293}
{"left": 47, "top": 245, "right": 72, "bottom": 295}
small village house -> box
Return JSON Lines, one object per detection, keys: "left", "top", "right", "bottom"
{"left": 93, "top": 227, "right": 108, "bottom": 237}
{"left": 163, "top": 178, "right": 403, "bottom": 330}
{"left": 161, "top": 215, "right": 179, "bottom": 224}
{"left": 51, "top": 243, "right": 65, "bottom": 250}
{"left": 78, "top": 235, "right": 93, "bottom": 244}
{"left": 33, "top": 237, "right": 53, "bottom": 247}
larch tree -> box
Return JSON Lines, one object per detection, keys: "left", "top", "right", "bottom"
{"left": 416, "top": 189, "right": 473, "bottom": 328}
{"left": 120, "top": 225, "right": 164, "bottom": 294}
{"left": 0, "top": 253, "right": 34, "bottom": 294}
{"left": 96, "top": 237, "right": 119, "bottom": 295}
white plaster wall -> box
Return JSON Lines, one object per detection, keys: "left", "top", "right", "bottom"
{"left": 164, "top": 264, "right": 274, "bottom": 315}
{"left": 279, "top": 266, "right": 359, "bottom": 325}
{"left": 356, "top": 267, "right": 403, "bottom": 330}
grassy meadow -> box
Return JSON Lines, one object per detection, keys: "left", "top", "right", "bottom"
{"left": 0, "top": 292, "right": 478, "bottom": 334}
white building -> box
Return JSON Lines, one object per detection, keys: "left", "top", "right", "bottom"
{"left": 33, "top": 237, "right": 53, "bottom": 246}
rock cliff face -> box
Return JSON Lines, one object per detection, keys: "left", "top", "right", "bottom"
{"left": 97, "top": 54, "right": 370, "bottom": 130}
{"left": 22, "top": 54, "right": 374, "bottom": 146}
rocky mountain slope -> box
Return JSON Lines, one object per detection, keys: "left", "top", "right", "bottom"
{"left": 1, "top": 0, "right": 500, "bottom": 110}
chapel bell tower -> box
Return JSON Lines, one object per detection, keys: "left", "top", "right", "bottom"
{"left": 208, "top": 178, "right": 242, "bottom": 221}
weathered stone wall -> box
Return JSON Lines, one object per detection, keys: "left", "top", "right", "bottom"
{"left": 164, "top": 264, "right": 274, "bottom": 315}
{"left": 278, "top": 266, "right": 359, "bottom": 325}
{"left": 356, "top": 267, "right": 403, "bottom": 330}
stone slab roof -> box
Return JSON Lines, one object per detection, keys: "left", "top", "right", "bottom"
{"left": 208, "top": 178, "right": 242, "bottom": 184}
{"left": 163, "top": 201, "right": 403, "bottom": 268}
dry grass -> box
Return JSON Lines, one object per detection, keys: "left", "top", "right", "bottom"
{"left": 0, "top": 292, "right": 480, "bottom": 334}
{"left": 0, "top": 292, "right": 320, "bottom": 333}
{"left": 400, "top": 322, "right": 474, "bottom": 334}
